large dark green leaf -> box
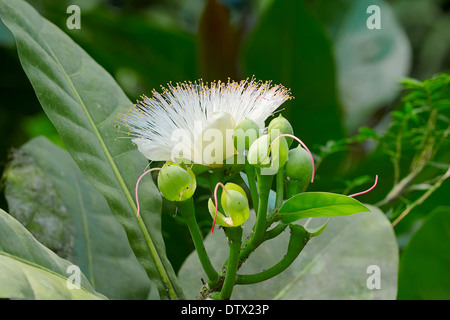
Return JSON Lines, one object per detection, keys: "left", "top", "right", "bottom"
{"left": 398, "top": 206, "right": 450, "bottom": 300}
{"left": 277, "top": 192, "right": 370, "bottom": 223}
{"left": 0, "top": 208, "right": 103, "bottom": 299}
{"left": 4, "top": 137, "right": 152, "bottom": 299}
{"left": 243, "top": 0, "right": 344, "bottom": 145}
{"left": 0, "top": 0, "right": 183, "bottom": 299}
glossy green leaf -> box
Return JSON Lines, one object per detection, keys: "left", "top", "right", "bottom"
{"left": 4, "top": 137, "right": 152, "bottom": 299}
{"left": 276, "top": 192, "right": 370, "bottom": 223}
{"left": 179, "top": 205, "right": 398, "bottom": 299}
{"left": 0, "top": 208, "right": 104, "bottom": 299}
{"left": 0, "top": 0, "right": 183, "bottom": 299}
{"left": 398, "top": 206, "right": 450, "bottom": 300}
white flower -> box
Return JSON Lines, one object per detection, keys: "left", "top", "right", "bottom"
{"left": 118, "top": 78, "right": 292, "bottom": 165}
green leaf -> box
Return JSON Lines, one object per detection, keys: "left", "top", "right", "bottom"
{"left": 0, "top": 0, "right": 183, "bottom": 299}
{"left": 179, "top": 205, "right": 398, "bottom": 299}
{"left": 0, "top": 208, "right": 103, "bottom": 299}
{"left": 4, "top": 137, "right": 152, "bottom": 299}
{"left": 276, "top": 192, "right": 370, "bottom": 224}
{"left": 400, "top": 77, "right": 424, "bottom": 89}
{"left": 0, "top": 253, "right": 102, "bottom": 300}
{"left": 398, "top": 206, "right": 450, "bottom": 299}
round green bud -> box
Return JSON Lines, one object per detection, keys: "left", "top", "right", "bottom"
{"left": 285, "top": 146, "right": 313, "bottom": 197}
{"left": 268, "top": 114, "right": 294, "bottom": 147}
{"left": 247, "top": 133, "right": 289, "bottom": 174}
{"left": 233, "top": 118, "right": 260, "bottom": 153}
{"left": 157, "top": 161, "right": 196, "bottom": 202}
{"left": 208, "top": 183, "right": 249, "bottom": 227}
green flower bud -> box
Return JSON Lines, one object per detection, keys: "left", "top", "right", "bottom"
{"left": 208, "top": 183, "right": 249, "bottom": 227}
{"left": 268, "top": 114, "right": 294, "bottom": 147}
{"left": 247, "top": 133, "right": 289, "bottom": 174}
{"left": 233, "top": 118, "right": 260, "bottom": 153}
{"left": 157, "top": 161, "right": 196, "bottom": 202}
{"left": 285, "top": 146, "right": 313, "bottom": 197}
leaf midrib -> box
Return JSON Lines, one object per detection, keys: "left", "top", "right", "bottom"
{"left": 279, "top": 202, "right": 365, "bottom": 216}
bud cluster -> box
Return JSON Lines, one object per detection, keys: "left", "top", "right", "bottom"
{"left": 144, "top": 114, "right": 314, "bottom": 231}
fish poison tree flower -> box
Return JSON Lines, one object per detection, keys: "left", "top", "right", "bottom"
{"left": 118, "top": 78, "right": 292, "bottom": 166}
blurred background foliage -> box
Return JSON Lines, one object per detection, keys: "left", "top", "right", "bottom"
{"left": 0, "top": 0, "right": 449, "bottom": 299}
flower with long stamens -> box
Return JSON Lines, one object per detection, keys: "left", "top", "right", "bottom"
{"left": 118, "top": 78, "right": 292, "bottom": 166}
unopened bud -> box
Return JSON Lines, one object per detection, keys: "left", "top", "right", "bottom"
{"left": 247, "top": 132, "right": 289, "bottom": 174}
{"left": 233, "top": 118, "right": 260, "bottom": 153}
{"left": 157, "top": 161, "right": 196, "bottom": 202}
{"left": 268, "top": 114, "right": 294, "bottom": 147}
{"left": 285, "top": 146, "right": 313, "bottom": 197}
{"left": 208, "top": 183, "right": 249, "bottom": 227}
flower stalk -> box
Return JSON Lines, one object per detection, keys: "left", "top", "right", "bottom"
{"left": 236, "top": 225, "right": 309, "bottom": 285}
{"left": 218, "top": 226, "right": 243, "bottom": 300}
{"left": 238, "top": 170, "right": 273, "bottom": 264}
{"left": 176, "top": 198, "right": 219, "bottom": 284}
{"left": 244, "top": 159, "right": 259, "bottom": 213}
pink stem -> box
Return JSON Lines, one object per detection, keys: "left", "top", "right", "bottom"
{"left": 135, "top": 168, "right": 161, "bottom": 217}
{"left": 348, "top": 175, "right": 378, "bottom": 198}
{"left": 211, "top": 182, "right": 226, "bottom": 234}
{"left": 271, "top": 133, "right": 315, "bottom": 183}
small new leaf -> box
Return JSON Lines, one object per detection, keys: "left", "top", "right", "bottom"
{"left": 277, "top": 192, "right": 370, "bottom": 224}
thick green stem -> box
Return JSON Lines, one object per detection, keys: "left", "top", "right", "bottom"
{"left": 244, "top": 161, "right": 259, "bottom": 213}
{"left": 236, "top": 225, "right": 309, "bottom": 285}
{"left": 219, "top": 226, "right": 243, "bottom": 300}
{"left": 265, "top": 222, "right": 288, "bottom": 241}
{"left": 176, "top": 198, "right": 218, "bottom": 284}
{"left": 239, "top": 170, "right": 273, "bottom": 263}
{"left": 275, "top": 166, "right": 285, "bottom": 209}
